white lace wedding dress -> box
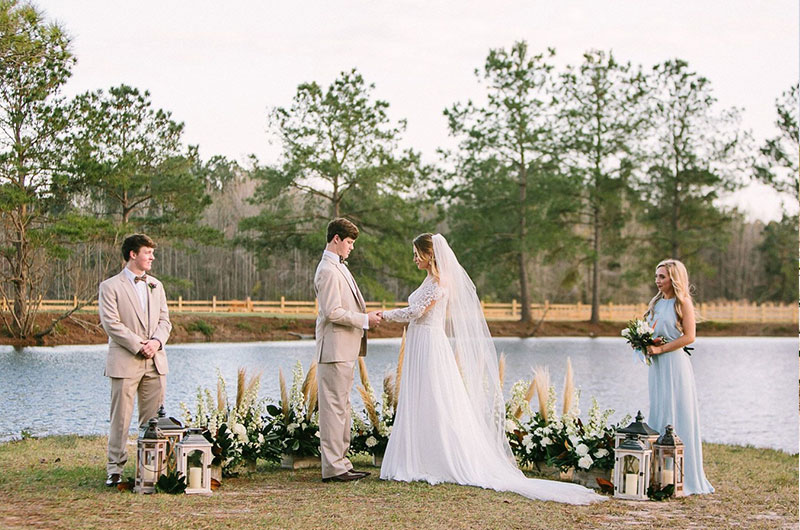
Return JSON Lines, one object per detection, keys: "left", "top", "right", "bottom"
{"left": 380, "top": 273, "right": 605, "bottom": 504}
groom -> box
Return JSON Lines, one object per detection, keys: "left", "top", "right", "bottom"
{"left": 98, "top": 234, "right": 172, "bottom": 486}
{"left": 315, "top": 218, "right": 382, "bottom": 482}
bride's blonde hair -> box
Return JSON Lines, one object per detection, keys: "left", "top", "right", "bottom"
{"left": 644, "top": 259, "right": 693, "bottom": 333}
{"left": 413, "top": 233, "right": 439, "bottom": 280}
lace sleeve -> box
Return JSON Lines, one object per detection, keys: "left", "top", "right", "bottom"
{"left": 383, "top": 280, "right": 445, "bottom": 323}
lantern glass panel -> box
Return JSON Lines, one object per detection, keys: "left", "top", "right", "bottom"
{"left": 623, "top": 455, "right": 640, "bottom": 495}
{"left": 187, "top": 450, "right": 204, "bottom": 490}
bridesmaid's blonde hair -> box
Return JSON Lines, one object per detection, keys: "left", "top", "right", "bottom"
{"left": 644, "top": 259, "right": 693, "bottom": 333}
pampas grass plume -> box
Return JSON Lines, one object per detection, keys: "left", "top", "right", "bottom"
{"left": 562, "top": 357, "right": 574, "bottom": 416}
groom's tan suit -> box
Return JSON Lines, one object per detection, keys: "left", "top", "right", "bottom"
{"left": 314, "top": 251, "right": 368, "bottom": 478}
{"left": 99, "top": 269, "right": 172, "bottom": 474}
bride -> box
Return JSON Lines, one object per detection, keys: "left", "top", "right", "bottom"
{"left": 378, "top": 233, "right": 605, "bottom": 504}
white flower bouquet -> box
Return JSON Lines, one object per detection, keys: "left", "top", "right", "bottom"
{"left": 621, "top": 318, "right": 666, "bottom": 365}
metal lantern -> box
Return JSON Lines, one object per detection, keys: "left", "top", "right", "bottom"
{"left": 615, "top": 410, "right": 660, "bottom": 484}
{"left": 615, "top": 410, "right": 660, "bottom": 451}
{"left": 613, "top": 434, "right": 652, "bottom": 501}
{"left": 135, "top": 418, "right": 168, "bottom": 494}
{"left": 155, "top": 405, "right": 186, "bottom": 458}
{"left": 176, "top": 428, "right": 213, "bottom": 495}
{"left": 653, "top": 424, "right": 685, "bottom": 497}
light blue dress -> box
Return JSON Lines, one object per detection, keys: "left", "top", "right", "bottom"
{"left": 648, "top": 298, "right": 714, "bottom": 495}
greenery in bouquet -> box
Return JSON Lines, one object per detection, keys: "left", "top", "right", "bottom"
{"left": 180, "top": 368, "right": 272, "bottom": 475}
{"left": 621, "top": 318, "right": 666, "bottom": 365}
{"left": 350, "top": 357, "right": 396, "bottom": 456}
{"left": 266, "top": 360, "right": 320, "bottom": 457}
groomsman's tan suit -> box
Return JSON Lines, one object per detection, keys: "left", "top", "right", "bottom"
{"left": 315, "top": 250, "right": 368, "bottom": 479}
{"left": 99, "top": 269, "right": 171, "bottom": 475}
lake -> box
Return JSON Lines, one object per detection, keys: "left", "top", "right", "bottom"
{"left": 0, "top": 337, "right": 796, "bottom": 454}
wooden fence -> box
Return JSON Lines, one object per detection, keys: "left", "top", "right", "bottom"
{"left": 25, "top": 297, "right": 800, "bottom": 323}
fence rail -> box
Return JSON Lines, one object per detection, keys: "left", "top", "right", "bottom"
{"left": 21, "top": 297, "right": 800, "bottom": 323}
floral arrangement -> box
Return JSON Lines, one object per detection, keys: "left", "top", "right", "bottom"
{"left": 505, "top": 359, "right": 630, "bottom": 474}
{"left": 180, "top": 368, "right": 276, "bottom": 475}
{"left": 265, "top": 360, "right": 320, "bottom": 457}
{"left": 350, "top": 357, "right": 395, "bottom": 456}
{"left": 621, "top": 318, "right": 665, "bottom": 365}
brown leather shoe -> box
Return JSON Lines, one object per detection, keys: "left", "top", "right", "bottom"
{"left": 349, "top": 469, "right": 372, "bottom": 478}
{"left": 105, "top": 473, "right": 122, "bottom": 487}
{"left": 322, "top": 471, "right": 364, "bottom": 483}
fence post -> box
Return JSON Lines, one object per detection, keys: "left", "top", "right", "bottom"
{"left": 280, "top": 296, "right": 285, "bottom": 314}
{"left": 511, "top": 299, "right": 518, "bottom": 319}
{"left": 314, "top": 299, "right": 319, "bottom": 315}
{"left": 246, "top": 296, "right": 252, "bottom": 312}
{"left": 212, "top": 295, "right": 217, "bottom": 312}
{"left": 73, "top": 294, "right": 78, "bottom": 309}
{"left": 178, "top": 296, "right": 183, "bottom": 311}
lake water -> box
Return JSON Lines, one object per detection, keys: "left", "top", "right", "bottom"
{"left": 0, "top": 337, "right": 796, "bottom": 454}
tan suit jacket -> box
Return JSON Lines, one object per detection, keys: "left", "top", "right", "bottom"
{"left": 98, "top": 270, "right": 172, "bottom": 377}
{"left": 314, "top": 253, "right": 367, "bottom": 363}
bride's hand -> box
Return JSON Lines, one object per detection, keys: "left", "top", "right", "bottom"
{"left": 647, "top": 344, "right": 662, "bottom": 355}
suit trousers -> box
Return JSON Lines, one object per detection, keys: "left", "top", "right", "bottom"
{"left": 317, "top": 360, "right": 356, "bottom": 478}
{"left": 107, "top": 358, "right": 165, "bottom": 474}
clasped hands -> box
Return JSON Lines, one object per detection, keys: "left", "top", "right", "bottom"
{"left": 368, "top": 310, "right": 383, "bottom": 329}
{"left": 138, "top": 339, "right": 160, "bottom": 359}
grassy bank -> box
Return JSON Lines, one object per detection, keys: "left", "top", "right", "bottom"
{"left": 0, "top": 436, "right": 796, "bottom": 529}
{"left": 8, "top": 312, "right": 796, "bottom": 347}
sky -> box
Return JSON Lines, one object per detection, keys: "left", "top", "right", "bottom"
{"left": 38, "top": 1, "right": 799, "bottom": 222}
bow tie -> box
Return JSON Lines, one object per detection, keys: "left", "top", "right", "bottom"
{"left": 134, "top": 275, "right": 147, "bottom": 283}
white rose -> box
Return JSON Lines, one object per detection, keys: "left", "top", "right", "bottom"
{"left": 287, "top": 422, "right": 299, "bottom": 434}
{"left": 594, "top": 448, "right": 609, "bottom": 458}
{"left": 621, "top": 329, "right": 630, "bottom": 338}
{"left": 575, "top": 443, "right": 589, "bottom": 457}
{"left": 505, "top": 419, "right": 516, "bottom": 433}
{"left": 578, "top": 454, "right": 593, "bottom": 470}
{"left": 542, "top": 426, "right": 551, "bottom": 435}
{"left": 569, "top": 435, "right": 580, "bottom": 446}
{"left": 231, "top": 423, "right": 246, "bottom": 437}
{"left": 366, "top": 436, "right": 378, "bottom": 448}
{"left": 541, "top": 436, "right": 552, "bottom": 446}
{"left": 315, "top": 431, "right": 320, "bottom": 438}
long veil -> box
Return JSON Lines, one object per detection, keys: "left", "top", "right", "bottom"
{"left": 432, "top": 234, "right": 514, "bottom": 461}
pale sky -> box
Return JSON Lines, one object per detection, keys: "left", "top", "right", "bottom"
{"left": 39, "top": 1, "right": 799, "bottom": 222}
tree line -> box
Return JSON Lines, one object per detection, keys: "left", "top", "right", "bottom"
{"left": 1, "top": 2, "right": 796, "bottom": 337}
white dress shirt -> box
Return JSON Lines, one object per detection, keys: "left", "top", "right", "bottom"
{"left": 122, "top": 266, "right": 148, "bottom": 312}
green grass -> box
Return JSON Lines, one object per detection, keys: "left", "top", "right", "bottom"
{"left": 0, "top": 436, "right": 796, "bottom": 529}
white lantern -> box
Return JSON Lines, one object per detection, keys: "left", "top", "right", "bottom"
{"left": 614, "top": 410, "right": 660, "bottom": 484}
{"left": 653, "top": 424, "right": 685, "bottom": 497}
{"left": 176, "top": 428, "right": 213, "bottom": 495}
{"left": 135, "top": 418, "right": 168, "bottom": 494}
{"left": 613, "top": 434, "right": 651, "bottom": 501}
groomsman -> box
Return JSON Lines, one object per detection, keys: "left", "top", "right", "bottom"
{"left": 98, "top": 234, "right": 172, "bottom": 486}
{"left": 315, "top": 218, "right": 382, "bottom": 482}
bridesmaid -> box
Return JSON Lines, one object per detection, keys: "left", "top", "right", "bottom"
{"left": 644, "top": 259, "right": 714, "bottom": 495}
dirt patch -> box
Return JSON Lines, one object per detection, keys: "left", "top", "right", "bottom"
{"left": 5, "top": 312, "right": 795, "bottom": 347}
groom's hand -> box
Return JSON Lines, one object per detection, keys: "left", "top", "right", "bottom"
{"left": 368, "top": 310, "right": 382, "bottom": 328}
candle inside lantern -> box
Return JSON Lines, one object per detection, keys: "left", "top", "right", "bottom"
{"left": 624, "top": 473, "right": 638, "bottom": 495}
{"left": 189, "top": 467, "right": 202, "bottom": 490}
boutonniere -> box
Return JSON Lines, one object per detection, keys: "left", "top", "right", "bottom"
{"left": 147, "top": 282, "right": 157, "bottom": 290}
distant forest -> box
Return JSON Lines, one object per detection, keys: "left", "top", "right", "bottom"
{"left": 1, "top": 2, "right": 796, "bottom": 337}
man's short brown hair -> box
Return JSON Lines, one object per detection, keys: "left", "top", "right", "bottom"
{"left": 121, "top": 234, "right": 156, "bottom": 261}
{"left": 326, "top": 218, "right": 359, "bottom": 243}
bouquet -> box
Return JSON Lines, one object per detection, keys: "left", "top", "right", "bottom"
{"left": 621, "top": 319, "right": 666, "bottom": 365}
